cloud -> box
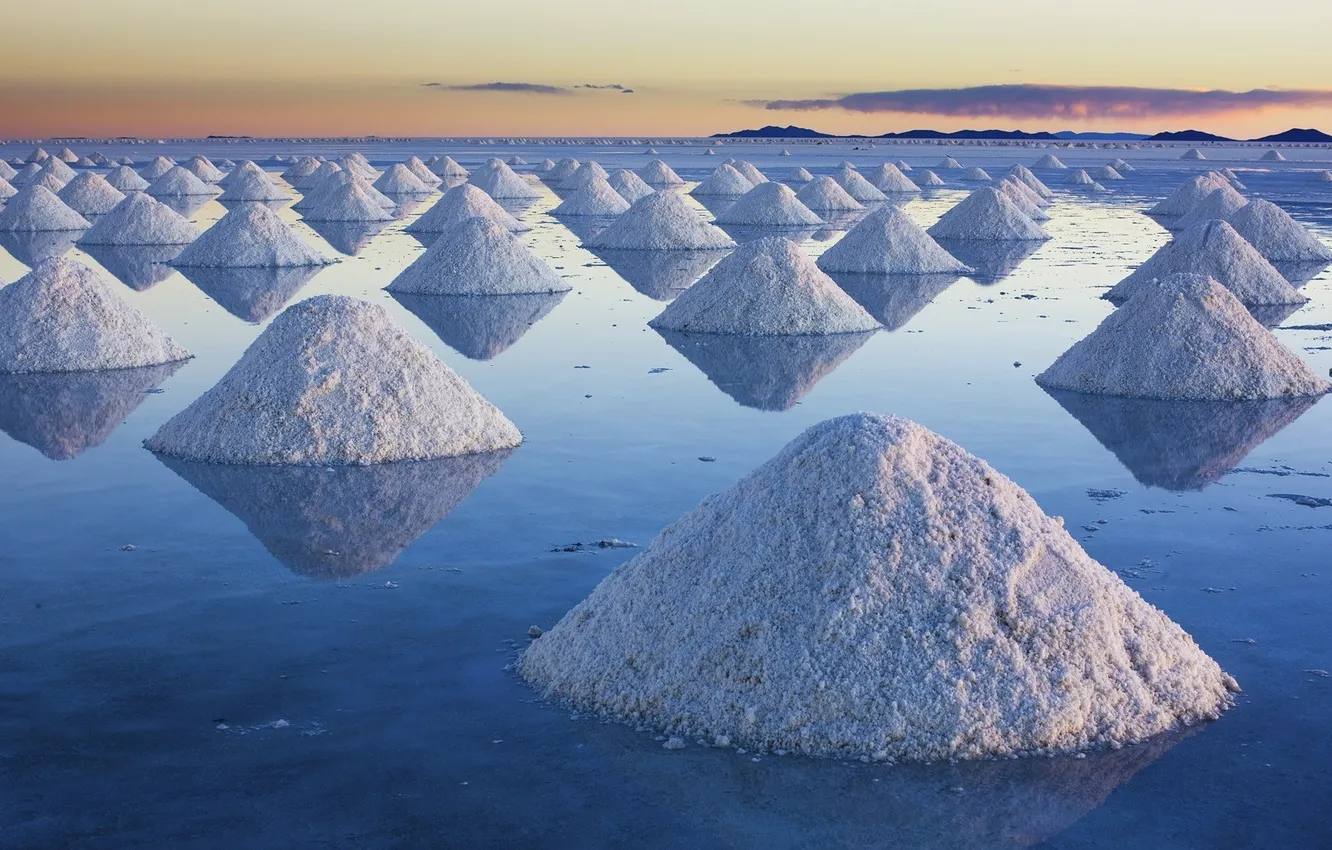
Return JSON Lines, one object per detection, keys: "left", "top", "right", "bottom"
{"left": 423, "top": 82, "right": 571, "bottom": 95}
{"left": 576, "top": 83, "right": 630, "bottom": 91}
{"left": 752, "top": 85, "right": 1332, "bottom": 119}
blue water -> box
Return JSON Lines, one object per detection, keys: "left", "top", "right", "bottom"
{"left": 2, "top": 141, "right": 1331, "bottom": 848}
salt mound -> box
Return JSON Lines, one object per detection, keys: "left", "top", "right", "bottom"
{"left": 104, "top": 165, "right": 150, "bottom": 192}
{"left": 26, "top": 147, "right": 49, "bottom": 163}
{"left": 867, "top": 163, "right": 919, "bottom": 193}
{"left": 406, "top": 183, "right": 529, "bottom": 235}
{"left": 300, "top": 161, "right": 343, "bottom": 193}
{"left": 1040, "top": 273, "right": 1329, "bottom": 400}
{"left": 996, "top": 178, "right": 1050, "bottom": 220}
{"left": 1007, "top": 164, "right": 1053, "bottom": 198}
{"left": 1106, "top": 220, "right": 1304, "bottom": 306}
{"left": 795, "top": 176, "right": 864, "bottom": 212}
{"left": 1066, "top": 169, "right": 1096, "bottom": 185}
{"left": 56, "top": 147, "right": 78, "bottom": 163}
{"left": 786, "top": 167, "right": 814, "bottom": 183}
{"left": 913, "top": 170, "right": 945, "bottom": 188}
{"left": 960, "top": 167, "right": 992, "bottom": 182}
{"left": 41, "top": 159, "right": 76, "bottom": 186}
{"left": 1147, "top": 173, "right": 1232, "bottom": 217}
{"left": 649, "top": 237, "right": 878, "bottom": 335}
{"left": 118, "top": 157, "right": 135, "bottom": 166}
{"left": 1173, "top": 184, "right": 1248, "bottom": 231}
{"left": 567, "top": 161, "right": 610, "bottom": 191}
{"left": 1260, "top": 150, "right": 1286, "bottom": 162}
{"left": 404, "top": 156, "right": 442, "bottom": 186}
{"left": 937, "top": 156, "right": 964, "bottom": 169}
{"left": 927, "top": 188, "right": 1050, "bottom": 241}
{"left": 734, "top": 161, "right": 768, "bottom": 185}
{"left": 281, "top": 156, "right": 321, "bottom": 186}
{"left": 147, "top": 166, "right": 218, "bottom": 198}
{"left": 388, "top": 216, "right": 570, "bottom": 295}
{"left": 144, "top": 295, "right": 523, "bottom": 464}
{"left": 779, "top": 149, "right": 791, "bottom": 157}
{"left": 519, "top": 412, "right": 1238, "bottom": 761}
{"left": 836, "top": 167, "right": 889, "bottom": 201}
{"left": 0, "top": 258, "right": 191, "bottom": 373}
{"left": 1035, "top": 154, "right": 1067, "bottom": 169}
{"left": 172, "top": 203, "right": 332, "bottom": 267}
{"left": 0, "top": 161, "right": 17, "bottom": 181}
{"left": 691, "top": 164, "right": 754, "bottom": 197}
{"left": 12, "top": 163, "right": 42, "bottom": 186}
{"left": 553, "top": 174, "right": 630, "bottom": 216}
{"left": 0, "top": 185, "right": 92, "bottom": 232}
{"left": 608, "top": 169, "right": 655, "bottom": 204}
{"left": 585, "top": 191, "right": 735, "bottom": 251}
{"left": 1110, "top": 158, "right": 1135, "bottom": 172}
{"left": 468, "top": 161, "right": 540, "bottom": 199}
{"left": 182, "top": 155, "right": 225, "bottom": 183}
{"left": 28, "top": 171, "right": 68, "bottom": 196}
{"left": 1314, "top": 170, "right": 1332, "bottom": 183}
{"left": 535, "top": 159, "right": 556, "bottom": 172}
{"left": 431, "top": 156, "right": 469, "bottom": 178}
{"left": 337, "top": 154, "right": 376, "bottom": 179}
{"left": 714, "top": 182, "right": 823, "bottom": 227}
{"left": 1228, "top": 199, "right": 1332, "bottom": 264}
{"left": 1181, "top": 148, "right": 1206, "bottom": 161}
{"left": 1096, "top": 165, "right": 1124, "bottom": 181}
{"left": 78, "top": 192, "right": 198, "bottom": 246}
{"left": 373, "top": 163, "right": 433, "bottom": 196}
{"left": 139, "top": 156, "right": 175, "bottom": 181}
{"left": 894, "top": 160, "right": 913, "bottom": 172}
{"left": 817, "top": 205, "right": 972, "bottom": 275}
{"left": 545, "top": 158, "right": 580, "bottom": 186}
{"left": 303, "top": 182, "right": 394, "bottom": 222}
{"left": 0, "top": 177, "right": 15, "bottom": 201}
{"left": 218, "top": 162, "right": 291, "bottom": 202}
{"left": 508, "top": 156, "right": 527, "bottom": 166}
{"left": 295, "top": 170, "right": 394, "bottom": 212}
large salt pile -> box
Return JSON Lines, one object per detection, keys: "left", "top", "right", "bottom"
{"left": 691, "top": 164, "right": 755, "bottom": 197}
{"left": 835, "top": 167, "right": 889, "bottom": 202}
{"left": 218, "top": 161, "right": 291, "bottom": 202}
{"left": 468, "top": 160, "right": 540, "bottom": 199}
{"left": 1007, "top": 164, "right": 1053, "bottom": 198}
{"left": 27, "top": 170, "right": 69, "bottom": 196}
{"left": 608, "top": 169, "right": 655, "bottom": 204}
{"left": 281, "top": 156, "right": 322, "bottom": 187}
{"left": 146, "top": 166, "right": 219, "bottom": 198}
{"left": 1106, "top": 220, "right": 1303, "bottom": 306}
{"left": 786, "top": 167, "right": 814, "bottom": 183}
{"left": 431, "top": 155, "right": 469, "bottom": 179}
{"left": 1228, "top": 199, "right": 1332, "bottom": 264}
{"left": 104, "top": 165, "right": 150, "bottom": 192}
{"left": 406, "top": 183, "right": 529, "bottom": 235}
{"left": 913, "top": 170, "right": 945, "bottom": 188}
{"left": 388, "top": 216, "right": 570, "bottom": 295}
{"left": 795, "top": 176, "right": 864, "bottom": 212}
{"left": 927, "top": 188, "right": 1050, "bottom": 241}
{"left": 544, "top": 158, "right": 580, "bottom": 187}
{"left": 937, "top": 156, "right": 964, "bottom": 169}
{"left": 0, "top": 258, "right": 191, "bottom": 373}
{"left": 182, "top": 155, "right": 225, "bottom": 183}
{"left": 553, "top": 174, "right": 630, "bottom": 216}
{"left": 1260, "top": 150, "right": 1286, "bottom": 163}
{"left": 714, "top": 182, "right": 823, "bottom": 227}
{"left": 995, "top": 178, "right": 1051, "bottom": 221}
{"left": 585, "top": 191, "right": 735, "bottom": 251}
{"left": 337, "top": 153, "right": 377, "bottom": 179}
{"left": 867, "top": 163, "right": 919, "bottom": 194}
{"left": 404, "top": 156, "right": 443, "bottom": 186}
{"left": 56, "top": 147, "right": 79, "bottom": 163}
{"left": 172, "top": 203, "right": 332, "bottom": 267}
{"left": 373, "top": 163, "right": 433, "bottom": 196}
{"left": 0, "top": 161, "right": 17, "bottom": 181}
{"left": 303, "top": 182, "right": 395, "bottom": 222}
{"left": 1172, "top": 184, "right": 1249, "bottom": 231}
{"left": 520, "top": 411, "right": 1238, "bottom": 761}
{"left": 56, "top": 173, "right": 126, "bottom": 216}
{"left": 12, "top": 163, "right": 43, "bottom": 186}
{"left": 139, "top": 156, "right": 175, "bottom": 181}
{"left": 817, "top": 205, "right": 971, "bottom": 275}
{"left": 638, "top": 159, "right": 685, "bottom": 186}
{"left": 145, "top": 295, "right": 523, "bottom": 464}
{"left": 567, "top": 161, "right": 611, "bottom": 191}
{"left": 1035, "top": 154, "right": 1067, "bottom": 169}
{"left": 733, "top": 161, "right": 768, "bottom": 186}
{"left": 648, "top": 237, "right": 879, "bottom": 335}
{"left": 0, "top": 177, "right": 16, "bottom": 201}
{"left": 1181, "top": 148, "right": 1206, "bottom": 161}
{"left": 1095, "top": 165, "right": 1125, "bottom": 181}
{"left": 41, "top": 158, "right": 77, "bottom": 186}
{"left": 960, "top": 167, "right": 992, "bottom": 182}
{"left": 1040, "top": 273, "right": 1329, "bottom": 399}
{"left": 1066, "top": 169, "right": 1098, "bottom": 186}
{"left": 0, "top": 185, "right": 92, "bottom": 232}
{"left": 1148, "top": 173, "right": 1233, "bottom": 217}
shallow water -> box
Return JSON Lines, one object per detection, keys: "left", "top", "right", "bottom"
{"left": 2, "top": 140, "right": 1331, "bottom": 848}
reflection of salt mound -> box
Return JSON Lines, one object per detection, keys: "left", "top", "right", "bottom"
{"left": 655, "top": 329, "right": 872, "bottom": 410}
{"left": 826, "top": 271, "right": 959, "bottom": 330}
{"left": 553, "top": 174, "right": 630, "bottom": 216}
{"left": 818, "top": 205, "right": 970, "bottom": 274}
{"left": 714, "top": 182, "right": 823, "bottom": 227}
{"left": 1042, "top": 274, "right": 1328, "bottom": 400}
{"left": 0, "top": 185, "right": 91, "bottom": 232}
{"left": 1181, "top": 148, "right": 1206, "bottom": 161}
{"left": 1172, "top": 184, "right": 1247, "bottom": 231}
{"left": 146, "top": 166, "right": 218, "bottom": 198}
{"left": 649, "top": 237, "right": 879, "bottom": 335}
{"left": 691, "top": 164, "right": 753, "bottom": 197}
{"left": 1228, "top": 199, "right": 1332, "bottom": 264}
{"left": 393, "top": 290, "right": 567, "bottom": 360}
{"left": 1148, "top": 173, "right": 1231, "bottom": 216}
{"left": 156, "top": 450, "right": 511, "bottom": 579}
{"left": 0, "top": 258, "right": 191, "bottom": 373}
{"left": 1007, "top": 164, "right": 1053, "bottom": 198}
{"left": 0, "top": 362, "right": 184, "bottom": 460}
{"left": 593, "top": 248, "right": 725, "bottom": 300}
{"left": 961, "top": 167, "right": 992, "bottom": 182}
{"left": 389, "top": 216, "right": 569, "bottom": 295}
{"left": 913, "top": 169, "right": 945, "bottom": 187}
{"left": 468, "top": 161, "right": 541, "bottom": 199}
{"left": 173, "top": 203, "right": 332, "bottom": 267}
{"left": 146, "top": 296, "right": 523, "bottom": 464}
{"left": 1260, "top": 150, "right": 1286, "bottom": 162}
{"left": 928, "top": 188, "right": 1050, "bottom": 241}
{"left": 217, "top": 162, "right": 291, "bottom": 202}
{"left": 304, "top": 219, "right": 389, "bottom": 256}
{"left": 835, "top": 166, "right": 888, "bottom": 201}
{"left": 0, "top": 230, "right": 81, "bottom": 266}
{"left": 374, "top": 163, "right": 433, "bottom": 196}
{"left": 57, "top": 173, "right": 125, "bottom": 215}
{"left": 585, "top": 191, "right": 735, "bottom": 251}
{"left": 1107, "top": 220, "right": 1303, "bottom": 306}
{"left": 80, "top": 192, "right": 198, "bottom": 245}
{"left": 81, "top": 243, "right": 183, "bottom": 290}
{"left": 796, "top": 176, "right": 863, "bottom": 211}
{"left": 520, "top": 412, "right": 1237, "bottom": 761}
{"left": 733, "top": 161, "right": 768, "bottom": 185}
{"left": 1035, "top": 154, "right": 1067, "bottom": 169}
{"left": 786, "top": 167, "right": 813, "bottom": 183}
{"left": 607, "top": 169, "right": 654, "bottom": 203}
{"left": 176, "top": 265, "right": 323, "bottom": 323}
{"left": 934, "top": 238, "right": 1043, "bottom": 282}
{"left": 867, "top": 163, "right": 919, "bottom": 193}
{"left": 303, "top": 181, "right": 394, "bottom": 222}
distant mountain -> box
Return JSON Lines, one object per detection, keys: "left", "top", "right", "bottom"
{"left": 713, "top": 125, "right": 1145, "bottom": 141}
{"left": 1253, "top": 128, "right": 1332, "bottom": 143}
{"left": 712, "top": 125, "right": 837, "bottom": 139}
{"left": 1054, "top": 131, "right": 1148, "bottom": 141}
{"left": 1143, "top": 130, "right": 1236, "bottom": 142}
{"left": 877, "top": 129, "right": 1060, "bottom": 140}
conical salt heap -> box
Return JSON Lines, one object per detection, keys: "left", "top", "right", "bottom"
{"left": 649, "top": 237, "right": 878, "bottom": 335}
{"left": 545, "top": 158, "right": 580, "bottom": 187}
{"left": 1110, "top": 158, "right": 1135, "bottom": 172}
{"left": 139, "top": 156, "right": 175, "bottom": 181}
{"left": 1172, "top": 184, "right": 1248, "bottom": 231}
{"left": 817, "top": 205, "right": 972, "bottom": 275}
{"left": 535, "top": 158, "right": 557, "bottom": 173}
{"left": 714, "top": 182, "right": 823, "bottom": 227}
{"left": 520, "top": 411, "right": 1238, "bottom": 761}
{"left": 145, "top": 295, "right": 522, "bottom": 464}
{"left": 147, "top": 166, "right": 219, "bottom": 198}
{"left": 56, "top": 173, "right": 126, "bottom": 216}
{"left": 867, "top": 163, "right": 919, "bottom": 193}
{"left": 303, "top": 181, "right": 394, "bottom": 222}
{"left": 27, "top": 170, "right": 68, "bottom": 196}
{"left": 937, "top": 156, "right": 964, "bottom": 169}
{"left": 1035, "top": 154, "right": 1067, "bottom": 169}
{"left": 1260, "top": 150, "right": 1286, "bottom": 163}
{"left": 836, "top": 167, "right": 889, "bottom": 202}
{"left": 12, "top": 163, "right": 43, "bottom": 186}
{"left": 691, "top": 164, "right": 754, "bottom": 196}
{"left": 733, "top": 161, "right": 768, "bottom": 185}
{"left": 182, "top": 155, "right": 225, "bottom": 183}
{"left": 1227, "top": 200, "right": 1332, "bottom": 264}
{"left": 995, "top": 178, "right": 1051, "bottom": 221}
{"left": 0, "top": 185, "right": 92, "bottom": 232}
{"left": 373, "top": 163, "right": 433, "bottom": 196}
{"left": 281, "top": 156, "right": 322, "bottom": 187}
{"left": 56, "top": 147, "right": 78, "bottom": 163}
{"left": 25, "top": 147, "right": 49, "bottom": 163}
{"left": 406, "top": 183, "right": 529, "bottom": 235}
{"left": 553, "top": 173, "right": 630, "bottom": 216}
{"left": 172, "top": 203, "right": 332, "bottom": 267}
{"left": 1181, "top": 148, "right": 1206, "bottom": 161}
{"left": 404, "top": 156, "right": 443, "bottom": 186}
{"left": 638, "top": 159, "right": 684, "bottom": 186}
{"left": 0, "top": 161, "right": 17, "bottom": 182}
{"left": 104, "top": 165, "right": 150, "bottom": 192}
{"left": 1149, "top": 173, "right": 1233, "bottom": 217}
{"left": 928, "top": 188, "right": 1050, "bottom": 241}
{"left": 1007, "top": 164, "right": 1053, "bottom": 198}
{"left": 585, "top": 191, "right": 735, "bottom": 251}
{"left": 0, "top": 177, "right": 16, "bottom": 201}
{"left": 0, "top": 258, "right": 191, "bottom": 373}
{"left": 218, "top": 161, "right": 291, "bottom": 202}
{"left": 508, "top": 156, "right": 527, "bottom": 166}
{"left": 1095, "top": 165, "right": 1125, "bottom": 181}
{"left": 796, "top": 176, "right": 864, "bottom": 212}
{"left": 337, "top": 153, "right": 377, "bottom": 180}
{"left": 389, "top": 216, "right": 570, "bottom": 295}
{"left": 567, "top": 161, "right": 610, "bottom": 191}
{"left": 608, "top": 169, "right": 655, "bottom": 204}
{"left": 1066, "top": 169, "right": 1097, "bottom": 185}
{"left": 295, "top": 170, "right": 394, "bottom": 212}
{"left": 1041, "top": 273, "right": 1329, "bottom": 400}
{"left": 468, "top": 160, "right": 540, "bottom": 199}
{"left": 1106, "top": 220, "right": 1303, "bottom": 307}
{"left": 431, "top": 155, "right": 469, "bottom": 179}
{"left": 913, "top": 170, "right": 945, "bottom": 188}
{"left": 960, "top": 167, "right": 992, "bottom": 182}
{"left": 786, "top": 167, "right": 814, "bottom": 183}
{"left": 79, "top": 192, "right": 199, "bottom": 246}
{"left": 41, "top": 158, "right": 76, "bottom": 186}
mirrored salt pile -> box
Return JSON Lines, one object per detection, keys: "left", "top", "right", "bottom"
{"left": 145, "top": 295, "right": 523, "bottom": 465}
{"left": 78, "top": 192, "right": 199, "bottom": 246}
{"left": 1035, "top": 154, "right": 1067, "bottom": 169}
{"left": 817, "top": 205, "right": 971, "bottom": 275}
{"left": 55, "top": 173, "right": 125, "bottom": 216}
{"left": 406, "top": 183, "right": 529, "bottom": 236}
{"left": 1227, "top": 199, "right": 1332, "bottom": 264}
{"left": 927, "top": 187, "right": 1050, "bottom": 241}
{"left": 795, "top": 176, "right": 863, "bottom": 212}
{"left": 520, "top": 412, "right": 1238, "bottom": 762}
{"left": 867, "top": 163, "right": 919, "bottom": 193}
{"left": 388, "top": 216, "right": 570, "bottom": 296}
{"left": 81, "top": 244, "right": 183, "bottom": 291}
{"left": 146, "top": 166, "right": 219, "bottom": 198}
{"left": 303, "top": 219, "right": 390, "bottom": 257}
{"left": 607, "top": 169, "right": 655, "bottom": 204}
{"left": 171, "top": 202, "right": 332, "bottom": 267}
{"left": 1148, "top": 173, "right": 1232, "bottom": 217}
{"left": 373, "top": 163, "right": 433, "bottom": 196}
{"left": 591, "top": 248, "right": 724, "bottom": 300}
{"left": 104, "top": 165, "right": 150, "bottom": 193}
{"left": 835, "top": 166, "right": 888, "bottom": 201}
{"left": 0, "top": 184, "right": 91, "bottom": 232}
{"left": 585, "top": 191, "right": 735, "bottom": 251}
{"left": 138, "top": 155, "right": 175, "bottom": 181}
{"left": 826, "top": 272, "right": 961, "bottom": 331}
{"left": 1172, "top": 184, "right": 1248, "bottom": 232}
{"left": 553, "top": 173, "right": 630, "bottom": 216}
{"left": 691, "top": 164, "right": 754, "bottom": 197}
{"left": 176, "top": 265, "right": 325, "bottom": 323}
{"left": 468, "top": 159, "right": 541, "bottom": 200}
{"left": 217, "top": 161, "right": 291, "bottom": 202}
{"left": 713, "top": 182, "right": 823, "bottom": 227}
{"left": 302, "top": 181, "right": 394, "bottom": 222}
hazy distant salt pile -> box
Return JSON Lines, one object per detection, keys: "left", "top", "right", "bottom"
{"left": 182, "top": 155, "right": 225, "bottom": 183}
{"left": 1040, "top": 273, "right": 1329, "bottom": 400}
{"left": 913, "top": 170, "right": 945, "bottom": 188}
{"left": 172, "top": 203, "right": 332, "bottom": 267}
{"left": 553, "top": 174, "right": 630, "bottom": 216}
{"left": 585, "top": 191, "right": 735, "bottom": 251}
{"left": 139, "top": 156, "right": 175, "bottom": 181}
{"left": 835, "top": 167, "right": 889, "bottom": 202}
{"left": 928, "top": 188, "right": 1050, "bottom": 241}
{"left": 147, "top": 166, "right": 219, "bottom": 198}
{"left": 303, "top": 182, "right": 394, "bottom": 222}
{"left": 1107, "top": 220, "right": 1303, "bottom": 306}
{"left": 1035, "top": 154, "right": 1067, "bottom": 169}
{"left": 388, "top": 216, "right": 570, "bottom": 295}
{"left": 786, "top": 167, "right": 814, "bottom": 184}
{"left": 713, "top": 182, "right": 823, "bottom": 227}
{"left": 608, "top": 169, "right": 655, "bottom": 204}
{"left": 0, "top": 185, "right": 92, "bottom": 232}
{"left": 649, "top": 238, "right": 878, "bottom": 335}
{"left": 469, "top": 160, "right": 541, "bottom": 200}
{"left": 1148, "top": 173, "right": 1232, "bottom": 217}
{"left": 508, "top": 156, "right": 527, "bottom": 166}
{"left": 1260, "top": 150, "right": 1286, "bottom": 163}
{"left": 0, "top": 258, "right": 191, "bottom": 373}
{"left": 57, "top": 173, "right": 125, "bottom": 215}
{"left": 817, "top": 205, "right": 972, "bottom": 275}
{"left": 373, "top": 163, "right": 433, "bottom": 196}
{"left": 796, "top": 176, "right": 864, "bottom": 212}
{"left": 937, "top": 156, "right": 964, "bottom": 169}
{"left": 1228, "top": 199, "right": 1332, "bottom": 263}
{"left": 638, "top": 159, "right": 685, "bottom": 187}
{"left": 431, "top": 156, "right": 469, "bottom": 179}
{"left": 893, "top": 160, "right": 912, "bottom": 172}
{"left": 406, "top": 184, "right": 529, "bottom": 235}
{"left": 1007, "top": 164, "right": 1053, "bottom": 199}
{"left": 691, "top": 164, "right": 755, "bottom": 197}
{"left": 1181, "top": 148, "right": 1206, "bottom": 161}
{"left": 1096, "top": 165, "right": 1125, "bottom": 181}
{"left": 960, "top": 167, "right": 992, "bottom": 182}
{"left": 544, "top": 158, "right": 580, "bottom": 187}
{"left": 534, "top": 159, "right": 556, "bottom": 173}
{"left": 145, "top": 295, "right": 522, "bottom": 464}
{"left": 867, "top": 163, "right": 919, "bottom": 193}
{"left": 218, "top": 161, "right": 291, "bottom": 202}
{"left": 104, "top": 165, "right": 150, "bottom": 193}
{"left": 520, "top": 411, "right": 1237, "bottom": 761}
{"left": 79, "top": 193, "right": 199, "bottom": 245}
{"left": 1173, "top": 184, "right": 1249, "bottom": 231}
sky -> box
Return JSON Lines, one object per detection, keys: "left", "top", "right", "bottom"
{"left": 3, "top": 0, "right": 1331, "bottom": 139}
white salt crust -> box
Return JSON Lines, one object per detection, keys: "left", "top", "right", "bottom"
{"left": 172, "top": 203, "right": 333, "bottom": 268}
{"left": 927, "top": 188, "right": 1050, "bottom": 241}
{"left": 406, "top": 184, "right": 529, "bottom": 235}
{"left": 79, "top": 193, "right": 199, "bottom": 246}
{"left": 585, "top": 191, "right": 736, "bottom": 251}
{"left": 817, "top": 205, "right": 972, "bottom": 275}
{"left": 713, "top": 182, "right": 824, "bottom": 227}
{"left": 387, "top": 216, "right": 571, "bottom": 296}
